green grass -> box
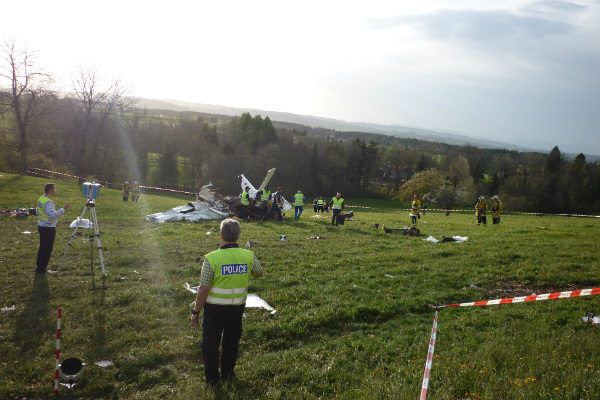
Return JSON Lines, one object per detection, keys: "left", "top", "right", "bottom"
{"left": 1, "top": 173, "right": 600, "bottom": 399}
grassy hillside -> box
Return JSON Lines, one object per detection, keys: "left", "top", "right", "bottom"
{"left": 1, "top": 173, "right": 600, "bottom": 399}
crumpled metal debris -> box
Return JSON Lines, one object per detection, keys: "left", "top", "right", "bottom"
{"left": 423, "top": 235, "right": 468, "bottom": 243}
{"left": 1, "top": 305, "right": 16, "bottom": 312}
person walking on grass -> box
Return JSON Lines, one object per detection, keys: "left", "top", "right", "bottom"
{"left": 131, "top": 181, "right": 141, "bottom": 203}
{"left": 491, "top": 195, "right": 503, "bottom": 225}
{"left": 410, "top": 194, "right": 422, "bottom": 226}
{"left": 331, "top": 192, "right": 345, "bottom": 226}
{"left": 122, "top": 181, "right": 130, "bottom": 202}
{"left": 294, "top": 190, "right": 306, "bottom": 220}
{"left": 475, "top": 196, "right": 487, "bottom": 225}
{"left": 36, "top": 183, "right": 70, "bottom": 274}
{"left": 191, "top": 219, "right": 263, "bottom": 387}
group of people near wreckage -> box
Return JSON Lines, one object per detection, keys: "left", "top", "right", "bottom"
{"left": 121, "top": 181, "right": 141, "bottom": 203}
{"left": 409, "top": 194, "right": 503, "bottom": 226}
{"left": 239, "top": 186, "right": 347, "bottom": 225}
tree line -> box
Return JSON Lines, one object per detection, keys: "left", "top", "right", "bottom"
{"left": 1, "top": 42, "right": 599, "bottom": 213}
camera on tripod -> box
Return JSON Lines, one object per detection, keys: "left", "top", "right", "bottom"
{"left": 82, "top": 182, "right": 101, "bottom": 201}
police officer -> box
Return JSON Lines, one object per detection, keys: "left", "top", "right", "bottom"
{"left": 294, "top": 190, "right": 306, "bottom": 220}
{"left": 239, "top": 186, "right": 251, "bottom": 219}
{"left": 263, "top": 187, "right": 284, "bottom": 221}
{"left": 261, "top": 187, "right": 271, "bottom": 203}
{"left": 191, "top": 219, "right": 263, "bottom": 386}
{"left": 36, "top": 183, "right": 70, "bottom": 274}
{"left": 317, "top": 197, "right": 325, "bottom": 213}
{"left": 331, "top": 192, "right": 345, "bottom": 226}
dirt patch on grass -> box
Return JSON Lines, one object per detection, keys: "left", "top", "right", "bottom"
{"left": 486, "top": 281, "right": 582, "bottom": 298}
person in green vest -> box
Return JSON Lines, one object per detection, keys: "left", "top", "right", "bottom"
{"left": 260, "top": 188, "right": 271, "bottom": 204}
{"left": 331, "top": 192, "right": 345, "bottom": 226}
{"left": 317, "top": 197, "right": 325, "bottom": 213}
{"left": 239, "top": 186, "right": 251, "bottom": 219}
{"left": 293, "top": 190, "right": 306, "bottom": 220}
{"left": 191, "top": 218, "right": 264, "bottom": 387}
{"left": 36, "top": 183, "right": 70, "bottom": 274}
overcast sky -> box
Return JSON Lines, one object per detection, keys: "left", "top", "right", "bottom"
{"left": 2, "top": 0, "right": 599, "bottom": 154}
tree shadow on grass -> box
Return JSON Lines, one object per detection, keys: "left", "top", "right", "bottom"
{"left": 14, "top": 274, "right": 51, "bottom": 358}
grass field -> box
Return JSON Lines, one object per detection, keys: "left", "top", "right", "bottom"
{"left": 1, "top": 173, "right": 600, "bottom": 399}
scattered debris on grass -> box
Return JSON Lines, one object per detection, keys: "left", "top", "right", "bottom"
{"left": 1, "top": 305, "right": 16, "bottom": 312}
{"left": 246, "top": 240, "right": 259, "bottom": 248}
{"left": 308, "top": 235, "right": 326, "bottom": 240}
{"left": 279, "top": 234, "right": 287, "bottom": 241}
{"left": 423, "top": 235, "right": 468, "bottom": 243}
{"left": 373, "top": 223, "right": 380, "bottom": 229}
{"left": 184, "top": 283, "right": 276, "bottom": 314}
{"left": 21, "top": 231, "right": 32, "bottom": 234}
{"left": 383, "top": 225, "right": 420, "bottom": 236}
{"left": 384, "top": 274, "right": 395, "bottom": 278}
{"left": 582, "top": 313, "right": 600, "bottom": 325}
{"left": 460, "top": 283, "right": 481, "bottom": 290}
{"left": 0, "top": 208, "right": 33, "bottom": 218}
{"left": 94, "top": 360, "right": 114, "bottom": 368}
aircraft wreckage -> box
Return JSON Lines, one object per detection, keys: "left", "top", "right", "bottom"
{"left": 146, "top": 168, "right": 292, "bottom": 223}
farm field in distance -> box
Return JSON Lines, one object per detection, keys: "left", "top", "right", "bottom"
{"left": 1, "top": 173, "right": 600, "bottom": 399}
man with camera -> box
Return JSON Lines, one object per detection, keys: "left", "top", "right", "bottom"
{"left": 36, "top": 183, "right": 70, "bottom": 274}
{"left": 190, "top": 219, "right": 263, "bottom": 387}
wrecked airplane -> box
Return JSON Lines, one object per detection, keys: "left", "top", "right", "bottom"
{"left": 146, "top": 168, "right": 292, "bottom": 223}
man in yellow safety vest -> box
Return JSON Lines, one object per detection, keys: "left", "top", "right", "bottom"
{"left": 331, "top": 192, "right": 345, "bottom": 226}
{"left": 191, "top": 219, "right": 263, "bottom": 386}
{"left": 36, "top": 183, "right": 70, "bottom": 273}
{"left": 239, "top": 186, "right": 251, "bottom": 219}
{"left": 410, "top": 194, "right": 422, "bottom": 226}
{"left": 294, "top": 190, "right": 306, "bottom": 220}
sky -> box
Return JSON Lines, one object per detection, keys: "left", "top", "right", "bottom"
{"left": 1, "top": 0, "right": 599, "bottom": 154}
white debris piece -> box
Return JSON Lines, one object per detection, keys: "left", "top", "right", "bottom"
{"left": 423, "top": 235, "right": 469, "bottom": 243}
{"left": 1, "top": 305, "right": 16, "bottom": 312}
{"left": 452, "top": 236, "right": 469, "bottom": 242}
{"left": 69, "top": 218, "right": 93, "bottom": 229}
{"left": 94, "top": 360, "right": 114, "bottom": 368}
{"left": 582, "top": 313, "right": 600, "bottom": 325}
{"left": 246, "top": 294, "right": 276, "bottom": 315}
{"left": 423, "top": 236, "right": 439, "bottom": 243}
{"left": 21, "top": 231, "right": 32, "bottom": 234}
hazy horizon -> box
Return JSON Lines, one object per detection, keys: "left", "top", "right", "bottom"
{"left": 2, "top": 0, "right": 599, "bottom": 154}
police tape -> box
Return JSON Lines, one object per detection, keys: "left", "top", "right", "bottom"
{"left": 28, "top": 167, "right": 197, "bottom": 196}
{"left": 419, "top": 287, "right": 600, "bottom": 398}
{"left": 436, "top": 287, "right": 600, "bottom": 309}
{"left": 420, "top": 311, "right": 438, "bottom": 400}
{"left": 346, "top": 204, "right": 600, "bottom": 218}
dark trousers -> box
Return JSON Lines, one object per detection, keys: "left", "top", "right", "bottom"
{"left": 411, "top": 215, "right": 417, "bottom": 225}
{"left": 332, "top": 209, "right": 341, "bottom": 226}
{"left": 493, "top": 217, "right": 500, "bottom": 225}
{"left": 294, "top": 206, "right": 303, "bottom": 220}
{"left": 202, "top": 303, "right": 245, "bottom": 385}
{"left": 239, "top": 205, "right": 249, "bottom": 219}
{"left": 263, "top": 203, "right": 282, "bottom": 221}
{"left": 477, "top": 214, "right": 487, "bottom": 225}
{"left": 36, "top": 226, "right": 56, "bottom": 272}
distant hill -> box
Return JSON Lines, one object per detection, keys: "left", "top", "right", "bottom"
{"left": 133, "top": 97, "right": 599, "bottom": 160}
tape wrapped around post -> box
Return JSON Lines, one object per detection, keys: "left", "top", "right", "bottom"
{"left": 420, "top": 311, "right": 439, "bottom": 400}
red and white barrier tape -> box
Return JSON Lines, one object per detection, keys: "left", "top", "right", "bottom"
{"left": 420, "top": 311, "right": 439, "bottom": 400}
{"left": 438, "top": 287, "right": 600, "bottom": 309}
{"left": 28, "top": 167, "right": 197, "bottom": 196}
{"left": 54, "top": 305, "right": 62, "bottom": 396}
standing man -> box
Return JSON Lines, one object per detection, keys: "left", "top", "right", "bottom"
{"left": 260, "top": 187, "right": 271, "bottom": 204}
{"left": 191, "top": 219, "right": 263, "bottom": 387}
{"left": 239, "top": 186, "right": 251, "bottom": 220}
{"left": 331, "top": 192, "right": 345, "bottom": 226}
{"left": 293, "top": 190, "right": 306, "bottom": 221}
{"left": 263, "top": 187, "right": 284, "bottom": 221}
{"left": 491, "top": 195, "right": 503, "bottom": 225}
{"left": 313, "top": 197, "right": 319, "bottom": 213}
{"left": 131, "top": 181, "right": 141, "bottom": 203}
{"left": 475, "top": 196, "right": 488, "bottom": 226}
{"left": 317, "top": 197, "right": 325, "bottom": 213}
{"left": 410, "top": 194, "right": 422, "bottom": 226}
{"left": 122, "top": 181, "right": 130, "bottom": 202}
{"left": 36, "top": 183, "right": 70, "bottom": 274}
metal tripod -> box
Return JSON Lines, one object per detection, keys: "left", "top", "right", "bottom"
{"left": 53, "top": 199, "right": 106, "bottom": 275}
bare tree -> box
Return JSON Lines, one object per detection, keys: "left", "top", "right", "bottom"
{"left": 72, "top": 67, "right": 128, "bottom": 175}
{"left": 0, "top": 41, "right": 54, "bottom": 173}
